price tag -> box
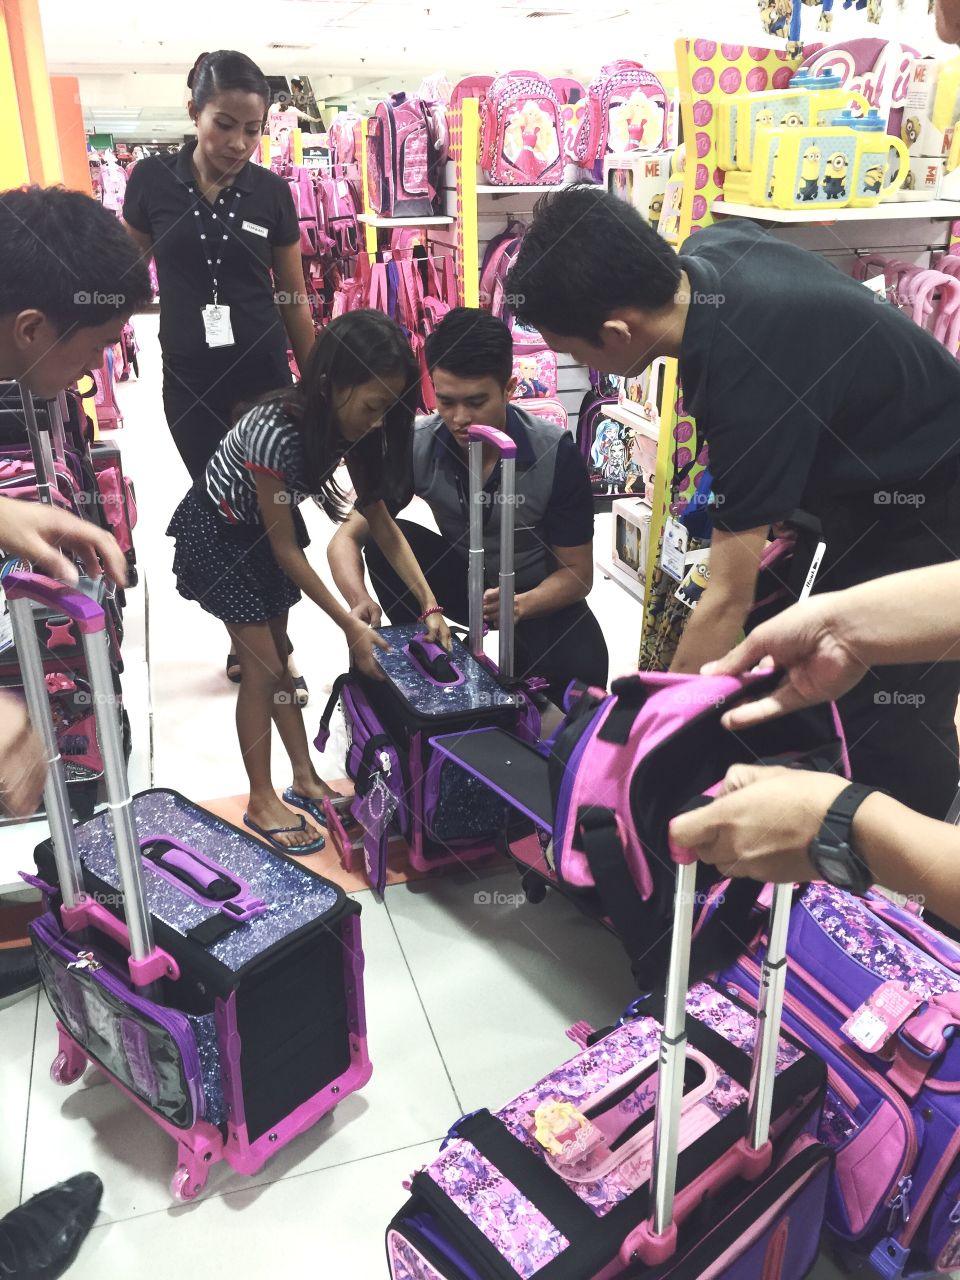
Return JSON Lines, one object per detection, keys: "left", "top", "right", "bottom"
{"left": 202, "top": 304, "right": 235, "bottom": 349}
{"left": 840, "top": 982, "right": 924, "bottom": 1055}
{"left": 660, "top": 517, "right": 688, "bottom": 581}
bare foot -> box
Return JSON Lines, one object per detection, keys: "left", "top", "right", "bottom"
{"left": 246, "top": 793, "right": 321, "bottom": 849}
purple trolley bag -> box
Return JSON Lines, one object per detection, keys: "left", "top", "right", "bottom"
{"left": 385, "top": 853, "right": 833, "bottom": 1279}
{"left": 721, "top": 876, "right": 960, "bottom": 1278}
{"left": 8, "top": 569, "right": 372, "bottom": 1202}
{"left": 316, "top": 423, "right": 542, "bottom": 894}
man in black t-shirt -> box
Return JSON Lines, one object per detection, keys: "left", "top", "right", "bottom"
{"left": 328, "top": 309, "right": 608, "bottom": 705}
{"left": 509, "top": 186, "right": 960, "bottom": 819}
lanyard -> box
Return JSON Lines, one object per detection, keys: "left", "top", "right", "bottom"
{"left": 187, "top": 185, "right": 243, "bottom": 307}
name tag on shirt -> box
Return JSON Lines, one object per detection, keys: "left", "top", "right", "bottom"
{"left": 242, "top": 220, "right": 268, "bottom": 238}
{"left": 202, "top": 304, "right": 235, "bottom": 349}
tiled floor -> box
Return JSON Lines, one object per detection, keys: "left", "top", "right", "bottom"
{"left": 0, "top": 314, "right": 849, "bottom": 1277}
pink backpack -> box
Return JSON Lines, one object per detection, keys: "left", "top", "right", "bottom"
{"left": 318, "top": 175, "right": 361, "bottom": 260}
{"left": 552, "top": 77, "right": 590, "bottom": 164}
{"left": 478, "top": 219, "right": 544, "bottom": 346}
{"left": 479, "top": 70, "right": 565, "bottom": 186}
{"left": 511, "top": 347, "right": 558, "bottom": 400}
{"left": 327, "top": 111, "right": 362, "bottom": 168}
{"left": 366, "top": 94, "right": 441, "bottom": 217}
{"left": 576, "top": 60, "right": 669, "bottom": 165}
{"left": 523, "top": 397, "right": 568, "bottom": 430}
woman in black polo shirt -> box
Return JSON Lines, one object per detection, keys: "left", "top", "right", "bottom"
{"left": 123, "top": 49, "right": 317, "bottom": 689}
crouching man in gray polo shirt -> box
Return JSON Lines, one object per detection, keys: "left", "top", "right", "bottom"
{"left": 327, "top": 307, "right": 609, "bottom": 704}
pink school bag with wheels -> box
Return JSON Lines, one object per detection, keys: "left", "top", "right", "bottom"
{"left": 523, "top": 397, "right": 568, "bottom": 430}
{"left": 8, "top": 565, "right": 372, "bottom": 1202}
{"left": 480, "top": 70, "right": 566, "bottom": 186}
{"left": 511, "top": 346, "right": 558, "bottom": 400}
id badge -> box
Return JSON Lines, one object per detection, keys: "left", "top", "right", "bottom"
{"left": 202, "top": 304, "right": 235, "bottom": 349}
{"left": 660, "top": 517, "right": 689, "bottom": 581}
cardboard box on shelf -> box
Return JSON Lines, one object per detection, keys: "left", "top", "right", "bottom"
{"left": 901, "top": 57, "right": 960, "bottom": 158}
{"left": 882, "top": 155, "right": 943, "bottom": 201}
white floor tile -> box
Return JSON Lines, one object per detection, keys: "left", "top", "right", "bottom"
{"left": 66, "top": 1138, "right": 436, "bottom": 1280}
{"left": 385, "top": 865, "right": 638, "bottom": 1112}
{"left": 0, "top": 986, "right": 37, "bottom": 1208}
{"left": 22, "top": 897, "right": 455, "bottom": 1223}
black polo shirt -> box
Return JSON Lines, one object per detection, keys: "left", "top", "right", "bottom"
{"left": 123, "top": 140, "right": 299, "bottom": 364}
{"left": 678, "top": 220, "right": 960, "bottom": 533}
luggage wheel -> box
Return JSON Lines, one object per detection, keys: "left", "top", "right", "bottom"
{"left": 521, "top": 871, "right": 547, "bottom": 905}
{"left": 170, "top": 1163, "right": 206, "bottom": 1202}
{"left": 50, "top": 1049, "right": 86, "bottom": 1086}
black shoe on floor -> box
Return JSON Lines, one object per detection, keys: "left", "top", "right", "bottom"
{"left": 0, "top": 945, "right": 38, "bottom": 1004}
{"left": 0, "top": 1172, "right": 103, "bottom": 1279}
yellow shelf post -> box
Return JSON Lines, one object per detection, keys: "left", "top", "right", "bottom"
{"left": 4, "top": 0, "right": 61, "bottom": 184}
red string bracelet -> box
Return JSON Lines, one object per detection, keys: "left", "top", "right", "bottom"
{"left": 419, "top": 605, "right": 444, "bottom": 621}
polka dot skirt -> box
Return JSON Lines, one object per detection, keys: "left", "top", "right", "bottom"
{"left": 166, "top": 483, "right": 311, "bottom": 624}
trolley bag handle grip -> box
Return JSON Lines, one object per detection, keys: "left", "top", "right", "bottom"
{"left": 467, "top": 423, "right": 516, "bottom": 458}
{"left": 407, "top": 635, "right": 460, "bottom": 685}
{"left": 3, "top": 570, "right": 105, "bottom": 630}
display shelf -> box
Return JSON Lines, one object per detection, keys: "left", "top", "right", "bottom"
{"left": 475, "top": 184, "right": 567, "bottom": 194}
{"left": 597, "top": 558, "right": 646, "bottom": 604}
{"left": 357, "top": 213, "right": 454, "bottom": 227}
{"left": 711, "top": 199, "right": 960, "bottom": 224}
{"left": 600, "top": 402, "right": 660, "bottom": 441}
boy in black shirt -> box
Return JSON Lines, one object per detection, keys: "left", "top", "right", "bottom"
{"left": 509, "top": 187, "right": 960, "bottom": 819}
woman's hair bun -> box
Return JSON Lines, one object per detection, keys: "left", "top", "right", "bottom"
{"left": 187, "top": 52, "right": 210, "bottom": 91}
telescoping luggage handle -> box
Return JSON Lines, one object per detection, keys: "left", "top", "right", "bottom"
{"left": 621, "top": 832, "right": 794, "bottom": 1267}
{"left": 628, "top": 525, "right": 829, "bottom": 1266}
{"left": 3, "top": 568, "right": 171, "bottom": 987}
{"left": 466, "top": 424, "right": 516, "bottom": 678}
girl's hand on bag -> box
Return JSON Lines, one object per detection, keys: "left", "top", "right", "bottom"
{"left": 668, "top": 764, "right": 849, "bottom": 884}
{"left": 344, "top": 616, "right": 389, "bottom": 681}
{"left": 350, "top": 597, "right": 383, "bottom": 629}
{"left": 424, "top": 611, "right": 452, "bottom": 653}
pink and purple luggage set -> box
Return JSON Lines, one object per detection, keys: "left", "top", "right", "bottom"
{"left": 13, "top": 385, "right": 960, "bottom": 1276}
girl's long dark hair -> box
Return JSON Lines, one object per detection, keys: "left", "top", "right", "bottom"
{"left": 270, "top": 311, "right": 420, "bottom": 522}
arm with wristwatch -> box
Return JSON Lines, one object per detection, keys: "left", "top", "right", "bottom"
{"left": 669, "top": 562, "right": 960, "bottom": 925}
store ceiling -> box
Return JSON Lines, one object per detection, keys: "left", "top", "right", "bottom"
{"left": 37, "top": 0, "right": 949, "bottom": 141}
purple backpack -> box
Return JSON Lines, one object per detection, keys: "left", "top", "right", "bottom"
{"left": 318, "top": 174, "right": 361, "bottom": 260}
{"left": 722, "top": 882, "right": 960, "bottom": 1278}
{"left": 366, "top": 94, "right": 442, "bottom": 217}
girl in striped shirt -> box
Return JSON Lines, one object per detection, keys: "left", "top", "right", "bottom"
{"left": 167, "top": 310, "right": 450, "bottom": 852}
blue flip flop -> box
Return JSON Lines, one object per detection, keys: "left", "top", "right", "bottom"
{"left": 282, "top": 786, "right": 331, "bottom": 829}
{"left": 243, "top": 811, "right": 325, "bottom": 853}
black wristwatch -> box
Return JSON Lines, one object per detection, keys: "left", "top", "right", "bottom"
{"left": 808, "top": 782, "right": 878, "bottom": 896}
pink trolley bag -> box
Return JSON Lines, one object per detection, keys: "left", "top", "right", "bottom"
{"left": 8, "top": 570, "right": 372, "bottom": 1201}
{"left": 385, "top": 843, "right": 833, "bottom": 1278}
{"left": 315, "top": 425, "right": 544, "bottom": 895}
{"left": 720, "top": 873, "right": 960, "bottom": 1278}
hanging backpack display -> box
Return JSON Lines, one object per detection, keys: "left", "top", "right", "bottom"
{"left": 366, "top": 94, "right": 444, "bottom": 217}
{"left": 575, "top": 60, "right": 670, "bottom": 170}
{"left": 479, "top": 69, "right": 566, "bottom": 186}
